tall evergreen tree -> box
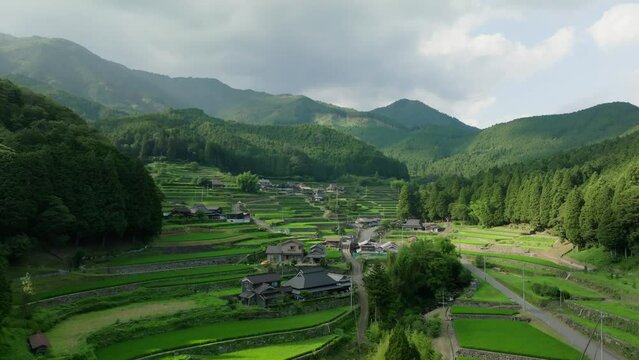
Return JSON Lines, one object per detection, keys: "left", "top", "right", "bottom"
{"left": 385, "top": 327, "right": 420, "bottom": 360}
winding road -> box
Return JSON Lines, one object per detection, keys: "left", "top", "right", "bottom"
{"left": 462, "top": 260, "right": 622, "bottom": 360}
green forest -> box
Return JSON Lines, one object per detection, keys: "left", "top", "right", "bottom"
{"left": 97, "top": 109, "right": 409, "bottom": 180}
{"left": 400, "top": 130, "right": 639, "bottom": 257}
{"left": 0, "top": 79, "right": 162, "bottom": 261}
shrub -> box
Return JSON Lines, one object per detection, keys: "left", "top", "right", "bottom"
{"left": 531, "top": 283, "right": 571, "bottom": 300}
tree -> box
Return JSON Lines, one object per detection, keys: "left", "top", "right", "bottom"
{"left": 364, "top": 263, "right": 399, "bottom": 326}
{"left": 397, "top": 184, "right": 419, "bottom": 220}
{"left": 562, "top": 189, "right": 584, "bottom": 247}
{"left": 469, "top": 200, "right": 493, "bottom": 227}
{"left": 0, "top": 259, "right": 11, "bottom": 323}
{"left": 385, "top": 327, "right": 420, "bottom": 360}
{"left": 236, "top": 171, "right": 259, "bottom": 193}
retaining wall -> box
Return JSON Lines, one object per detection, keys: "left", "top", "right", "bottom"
{"left": 456, "top": 348, "right": 545, "bottom": 360}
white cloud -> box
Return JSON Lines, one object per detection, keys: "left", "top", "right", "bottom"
{"left": 590, "top": 3, "right": 639, "bottom": 47}
{"left": 420, "top": 19, "right": 575, "bottom": 82}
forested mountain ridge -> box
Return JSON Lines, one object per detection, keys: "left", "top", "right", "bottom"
{"left": 427, "top": 102, "right": 639, "bottom": 177}
{"left": 0, "top": 33, "right": 474, "bottom": 172}
{"left": 0, "top": 79, "right": 162, "bottom": 260}
{"left": 96, "top": 109, "right": 409, "bottom": 180}
{"left": 409, "top": 125, "right": 639, "bottom": 257}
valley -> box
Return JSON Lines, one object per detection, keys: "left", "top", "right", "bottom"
{"left": 2, "top": 10, "right": 639, "bottom": 360}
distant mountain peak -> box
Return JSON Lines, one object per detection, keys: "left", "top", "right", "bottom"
{"left": 370, "top": 98, "right": 476, "bottom": 130}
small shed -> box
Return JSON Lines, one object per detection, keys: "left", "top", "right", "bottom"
{"left": 28, "top": 333, "right": 50, "bottom": 354}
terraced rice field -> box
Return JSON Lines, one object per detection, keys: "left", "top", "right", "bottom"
{"left": 452, "top": 225, "right": 557, "bottom": 250}
{"left": 463, "top": 279, "right": 513, "bottom": 303}
{"left": 211, "top": 335, "right": 338, "bottom": 359}
{"left": 454, "top": 319, "right": 581, "bottom": 360}
{"left": 95, "top": 306, "right": 350, "bottom": 360}
{"left": 451, "top": 306, "right": 519, "bottom": 316}
{"left": 30, "top": 264, "right": 254, "bottom": 301}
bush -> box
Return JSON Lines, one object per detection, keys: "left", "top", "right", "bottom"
{"left": 531, "top": 283, "right": 570, "bottom": 300}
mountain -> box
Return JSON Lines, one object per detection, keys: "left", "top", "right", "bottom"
{"left": 370, "top": 98, "right": 469, "bottom": 130}
{"left": 96, "top": 109, "right": 409, "bottom": 180}
{"left": 0, "top": 79, "right": 162, "bottom": 259}
{"left": 0, "top": 33, "right": 472, "bottom": 173}
{"left": 427, "top": 102, "right": 639, "bottom": 177}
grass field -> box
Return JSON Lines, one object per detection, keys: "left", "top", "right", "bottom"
{"left": 454, "top": 319, "right": 581, "bottom": 360}
{"left": 211, "top": 335, "right": 338, "bottom": 359}
{"left": 451, "top": 306, "right": 518, "bottom": 316}
{"left": 95, "top": 307, "right": 350, "bottom": 360}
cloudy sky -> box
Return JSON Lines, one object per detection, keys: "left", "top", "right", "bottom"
{"left": 1, "top": 0, "right": 638, "bottom": 128}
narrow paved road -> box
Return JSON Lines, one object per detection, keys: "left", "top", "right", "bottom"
{"left": 462, "top": 260, "right": 622, "bottom": 360}
{"left": 343, "top": 247, "right": 368, "bottom": 345}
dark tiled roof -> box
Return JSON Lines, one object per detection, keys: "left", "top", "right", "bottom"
{"left": 245, "top": 273, "right": 281, "bottom": 284}
{"left": 404, "top": 219, "right": 421, "bottom": 226}
{"left": 265, "top": 245, "right": 281, "bottom": 254}
{"left": 285, "top": 267, "right": 337, "bottom": 290}
{"left": 28, "top": 333, "right": 50, "bottom": 349}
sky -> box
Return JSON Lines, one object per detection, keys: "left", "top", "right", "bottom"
{"left": 1, "top": 0, "right": 639, "bottom": 128}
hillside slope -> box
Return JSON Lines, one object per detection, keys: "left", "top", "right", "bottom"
{"left": 96, "top": 109, "right": 409, "bottom": 180}
{"left": 0, "top": 79, "right": 162, "bottom": 257}
{"left": 427, "top": 102, "right": 639, "bottom": 176}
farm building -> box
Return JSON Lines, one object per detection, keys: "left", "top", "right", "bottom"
{"left": 402, "top": 219, "right": 423, "bottom": 231}
{"left": 357, "top": 240, "right": 381, "bottom": 254}
{"left": 305, "top": 244, "right": 326, "bottom": 263}
{"left": 266, "top": 239, "right": 305, "bottom": 263}
{"left": 226, "top": 212, "right": 250, "bottom": 223}
{"left": 380, "top": 242, "right": 400, "bottom": 253}
{"left": 165, "top": 206, "right": 193, "bottom": 218}
{"left": 28, "top": 333, "right": 50, "bottom": 354}
{"left": 323, "top": 237, "right": 342, "bottom": 248}
{"left": 423, "top": 222, "right": 444, "bottom": 233}
{"left": 355, "top": 217, "right": 380, "bottom": 228}
{"left": 284, "top": 267, "right": 350, "bottom": 299}
{"left": 258, "top": 178, "right": 273, "bottom": 190}
{"left": 211, "top": 179, "right": 225, "bottom": 188}
{"left": 190, "top": 204, "right": 224, "bottom": 220}
{"left": 239, "top": 273, "right": 291, "bottom": 307}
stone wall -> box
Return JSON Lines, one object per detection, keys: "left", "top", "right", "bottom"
{"left": 451, "top": 314, "right": 529, "bottom": 321}
{"left": 457, "top": 348, "right": 545, "bottom": 360}
{"left": 559, "top": 315, "right": 639, "bottom": 360}
{"left": 564, "top": 301, "right": 639, "bottom": 336}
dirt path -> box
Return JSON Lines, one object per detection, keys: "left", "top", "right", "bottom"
{"left": 426, "top": 307, "right": 457, "bottom": 360}
{"left": 440, "top": 220, "right": 453, "bottom": 237}
{"left": 461, "top": 259, "right": 622, "bottom": 360}
{"left": 342, "top": 247, "right": 368, "bottom": 345}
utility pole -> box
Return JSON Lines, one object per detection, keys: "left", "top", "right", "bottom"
{"left": 600, "top": 312, "right": 605, "bottom": 360}
{"left": 483, "top": 256, "right": 487, "bottom": 281}
{"left": 522, "top": 265, "right": 526, "bottom": 311}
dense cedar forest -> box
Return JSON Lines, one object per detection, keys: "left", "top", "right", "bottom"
{"left": 96, "top": 109, "right": 409, "bottom": 180}
{"left": 399, "top": 131, "right": 639, "bottom": 257}
{"left": 0, "top": 80, "right": 162, "bottom": 261}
